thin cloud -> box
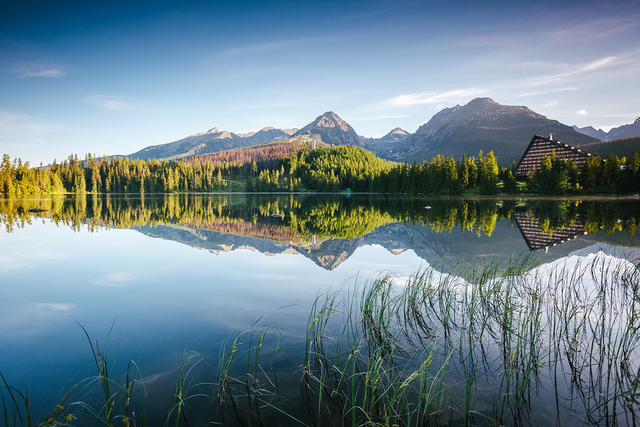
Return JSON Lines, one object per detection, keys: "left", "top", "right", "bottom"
{"left": 375, "top": 88, "right": 488, "bottom": 109}
{"left": 458, "top": 13, "right": 640, "bottom": 49}
{"left": 523, "top": 56, "right": 620, "bottom": 87}
{"left": 544, "top": 100, "right": 559, "bottom": 108}
{"left": 21, "top": 67, "right": 66, "bottom": 78}
{"left": 577, "top": 108, "right": 588, "bottom": 116}
{"left": 84, "top": 95, "right": 128, "bottom": 110}
{"left": 6, "top": 62, "right": 67, "bottom": 78}
{"left": 91, "top": 272, "right": 137, "bottom": 287}
{"left": 517, "top": 87, "right": 578, "bottom": 97}
{"left": 545, "top": 15, "right": 640, "bottom": 43}
{"left": 220, "top": 35, "right": 345, "bottom": 57}
{"left": 0, "top": 302, "right": 74, "bottom": 339}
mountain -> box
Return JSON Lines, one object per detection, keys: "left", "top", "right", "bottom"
{"left": 293, "top": 111, "right": 361, "bottom": 146}
{"left": 572, "top": 125, "right": 608, "bottom": 141}
{"left": 379, "top": 98, "right": 598, "bottom": 164}
{"left": 608, "top": 118, "right": 640, "bottom": 140}
{"left": 362, "top": 127, "right": 410, "bottom": 152}
{"left": 126, "top": 111, "right": 360, "bottom": 161}
{"left": 122, "top": 101, "right": 607, "bottom": 165}
{"left": 134, "top": 211, "right": 634, "bottom": 272}
{"left": 187, "top": 137, "right": 328, "bottom": 168}
{"left": 379, "top": 127, "right": 410, "bottom": 143}
{"left": 573, "top": 118, "right": 640, "bottom": 141}
{"left": 127, "top": 127, "right": 297, "bottom": 161}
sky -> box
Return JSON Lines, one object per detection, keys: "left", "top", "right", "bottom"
{"left": 1, "top": 0, "right": 639, "bottom": 164}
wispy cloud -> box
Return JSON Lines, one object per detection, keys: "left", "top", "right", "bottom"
{"left": 0, "top": 302, "right": 74, "bottom": 338}
{"left": 84, "top": 95, "right": 128, "bottom": 110}
{"left": 91, "top": 272, "right": 137, "bottom": 287}
{"left": 458, "top": 13, "right": 640, "bottom": 49}
{"left": 545, "top": 15, "right": 640, "bottom": 43}
{"left": 5, "top": 61, "right": 68, "bottom": 78}
{"left": 517, "top": 87, "right": 578, "bottom": 97}
{"left": 21, "top": 67, "right": 66, "bottom": 78}
{"left": 577, "top": 108, "right": 588, "bottom": 116}
{"left": 220, "top": 35, "right": 346, "bottom": 57}
{"left": 374, "top": 88, "right": 488, "bottom": 109}
{"left": 543, "top": 100, "right": 559, "bottom": 108}
{"left": 523, "top": 56, "right": 620, "bottom": 87}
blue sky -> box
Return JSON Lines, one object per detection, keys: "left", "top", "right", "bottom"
{"left": 1, "top": 0, "right": 639, "bottom": 164}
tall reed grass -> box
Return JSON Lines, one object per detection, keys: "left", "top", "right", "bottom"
{"left": 1, "top": 253, "right": 639, "bottom": 426}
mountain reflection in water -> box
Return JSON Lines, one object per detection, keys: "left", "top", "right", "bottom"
{"left": 1, "top": 194, "right": 639, "bottom": 270}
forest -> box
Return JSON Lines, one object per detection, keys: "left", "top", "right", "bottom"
{"left": 2, "top": 194, "right": 638, "bottom": 240}
{"left": 1, "top": 144, "right": 640, "bottom": 196}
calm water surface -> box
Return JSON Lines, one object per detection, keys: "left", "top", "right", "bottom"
{"left": 1, "top": 194, "right": 639, "bottom": 425}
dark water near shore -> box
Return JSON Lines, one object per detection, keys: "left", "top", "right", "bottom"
{"left": 1, "top": 194, "right": 639, "bottom": 425}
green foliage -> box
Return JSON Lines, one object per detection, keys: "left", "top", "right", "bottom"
{"left": 583, "top": 136, "right": 640, "bottom": 159}
{"left": 293, "top": 145, "right": 393, "bottom": 192}
{"left": 4, "top": 256, "right": 640, "bottom": 425}
{"left": 527, "top": 151, "right": 579, "bottom": 194}
{"left": 0, "top": 154, "right": 229, "bottom": 196}
{"left": 2, "top": 142, "right": 640, "bottom": 197}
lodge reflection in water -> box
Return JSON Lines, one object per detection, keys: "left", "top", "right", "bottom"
{"left": 514, "top": 211, "right": 587, "bottom": 251}
{"left": 1, "top": 194, "right": 639, "bottom": 267}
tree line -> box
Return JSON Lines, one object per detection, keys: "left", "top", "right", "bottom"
{"left": 0, "top": 153, "right": 227, "bottom": 196}
{"left": 527, "top": 151, "right": 640, "bottom": 194}
{"left": 3, "top": 194, "right": 638, "bottom": 241}
{"left": 2, "top": 145, "right": 640, "bottom": 196}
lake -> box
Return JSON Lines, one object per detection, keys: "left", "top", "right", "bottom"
{"left": 1, "top": 194, "right": 639, "bottom": 426}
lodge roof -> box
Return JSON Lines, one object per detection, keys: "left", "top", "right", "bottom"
{"left": 515, "top": 134, "right": 592, "bottom": 178}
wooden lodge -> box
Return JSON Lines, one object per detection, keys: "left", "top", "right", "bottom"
{"left": 515, "top": 134, "right": 591, "bottom": 179}
{"left": 514, "top": 211, "right": 587, "bottom": 251}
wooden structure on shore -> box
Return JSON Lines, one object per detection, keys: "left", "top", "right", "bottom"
{"left": 514, "top": 211, "right": 587, "bottom": 251}
{"left": 515, "top": 134, "right": 591, "bottom": 178}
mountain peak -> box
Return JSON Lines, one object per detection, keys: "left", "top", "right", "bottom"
{"left": 320, "top": 110, "right": 338, "bottom": 117}
{"left": 390, "top": 98, "right": 597, "bottom": 164}
{"left": 574, "top": 116, "right": 640, "bottom": 140}
{"left": 466, "top": 97, "right": 497, "bottom": 106}
{"left": 293, "top": 111, "right": 360, "bottom": 146}
{"left": 206, "top": 127, "right": 221, "bottom": 134}
{"left": 317, "top": 111, "right": 341, "bottom": 121}
{"left": 310, "top": 111, "right": 352, "bottom": 131}
{"left": 389, "top": 127, "right": 409, "bottom": 135}
{"left": 372, "top": 127, "right": 411, "bottom": 145}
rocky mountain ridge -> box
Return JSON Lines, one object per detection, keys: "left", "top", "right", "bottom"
{"left": 574, "top": 117, "right": 640, "bottom": 141}
{"left": 379, "top": 97, "right": 596, "bottom": 163}
{"left": 124, "top": 98, "right": 599, "bottom": 164}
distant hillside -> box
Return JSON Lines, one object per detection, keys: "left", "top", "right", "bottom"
{"left": 127, "top": 127, "right": 297, "bottom": 161}
{"left": 573, "top": 118, "right": 640, "bottom": 141}
{"left": 379, "top": 98, "right": 597, "bottom": 164}
{"left": 581, "top": 136, "right": 640, "bottom": 158}
{"left": 363, "top": 127, "right": 410, "bottom": 151}
{"left": 113, "top": 101, "right": 607, "bottom": 166}
{"left": 293, "top": 111, "right": 361, "bottom": 146}
{"left": 572, "top": 125, "right": 608, "bottom": 140}
{"left": 187, "top": 136, "right": 327, "bottom": 168}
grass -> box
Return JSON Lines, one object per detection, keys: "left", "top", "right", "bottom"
{"left": 2, "top": 254, "right": 639, "bottom": 426}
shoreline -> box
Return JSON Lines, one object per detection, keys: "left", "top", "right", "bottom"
{"left": 2, "top": 191, "right": 640, "bottom": 201}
